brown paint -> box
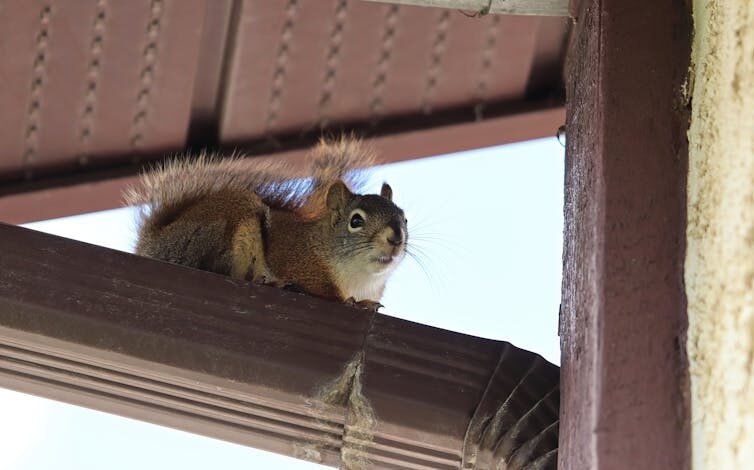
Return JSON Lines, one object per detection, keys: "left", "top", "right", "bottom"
{"left": 560, "top": 0, "right": 691, "bottom": 468}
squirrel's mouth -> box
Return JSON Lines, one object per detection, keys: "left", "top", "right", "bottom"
{"left": 375, "top": 255, "right": 394, "bottom": 264}
{"left": 373, "top": 245, "right": 405, "bottom": 266}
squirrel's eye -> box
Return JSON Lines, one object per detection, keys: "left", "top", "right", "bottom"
{"left": 404, "top": 217, "right": 408, "bottom": 225}
{"left": 348, "top": 210, "right": 366, "bottom": 232}
{"left": 350, "top": 213, "right": 364, "bottom": 228}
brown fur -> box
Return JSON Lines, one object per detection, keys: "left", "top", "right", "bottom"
{"left": 126, "top": 137, "right": 407, "bottom": 305}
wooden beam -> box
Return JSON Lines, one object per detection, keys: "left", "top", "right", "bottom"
{"left": 0, "top": 223, "right": 559, "bottom": 469}
{"left": 559, "top": 0, "right": 691, "bottom": 469}
{"left": 0, "top": 106, "right": 564, "bottom": 224}
{"left": 362, "top": 0, "right": 570, "bottom": 16}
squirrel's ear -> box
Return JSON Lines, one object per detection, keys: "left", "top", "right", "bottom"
{"left": 380, "top": 182, "right": 393, "bottom": 201}
{"left": 326, "top": 180, "right": 352, "bottom": 211}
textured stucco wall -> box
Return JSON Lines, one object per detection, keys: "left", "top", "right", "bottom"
{"left": 686, "top": 1, "right": 754, "bottom": 469}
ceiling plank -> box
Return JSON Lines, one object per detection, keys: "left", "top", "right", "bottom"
{"left": 0, "top": 1, "right": 207, "bottom": 175}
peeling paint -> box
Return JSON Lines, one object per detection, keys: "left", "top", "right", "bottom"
{"left": 312, "top": 352, "right": 376, "bottom": 470}
{"left": 292, "top": 442, "right": 323, "bottom": 463}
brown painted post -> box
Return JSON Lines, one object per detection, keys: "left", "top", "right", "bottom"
{"left": 560, "top": 1, "right": 691, "bottom": 469}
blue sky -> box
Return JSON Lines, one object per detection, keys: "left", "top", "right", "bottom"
{"left": 1, "top": 137, "right": 564, "bottom": 469}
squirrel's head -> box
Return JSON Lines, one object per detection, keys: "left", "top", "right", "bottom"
{"left": 325, "top": 180, "right": 407, "bottom": 279}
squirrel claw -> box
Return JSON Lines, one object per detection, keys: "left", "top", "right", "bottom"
{"left": 344, "top": 297, "right": 383, "bottom": 312}
{"left": 252, "top": 273, "right": 286, "bottom": 288}
{"left": 282, "top": 282, "right": 307, "bottom": 294}
{"left": 268, "top": 279, "right": 290, "bottom": 289}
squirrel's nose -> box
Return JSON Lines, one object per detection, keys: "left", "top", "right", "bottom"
{"left": 388, "top": 232, "right": 403, "bottom": 246}
{"left": 387, "top": 221, "right": 404, "bottom": 246}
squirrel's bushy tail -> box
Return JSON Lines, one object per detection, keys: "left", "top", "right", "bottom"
{"left": 125, "top": 136, "right": 375, "bottom": 232}
{"left": 291, "top": 135, "right": 376, "bottom": 217}
{"left": 309, "top": 135, "right": 375, "bottom": 185}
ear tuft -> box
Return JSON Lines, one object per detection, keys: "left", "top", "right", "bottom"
{"left": 380, "top": 182, "right": 393, "bottom": 201}
{"left": 326, "top": 180, "right": 352, "bottom": 211}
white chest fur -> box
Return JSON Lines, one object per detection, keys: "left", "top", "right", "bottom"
{"left": 332, "top": 263, "right": 394, "bottom": 302}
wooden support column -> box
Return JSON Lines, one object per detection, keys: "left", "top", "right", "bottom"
{"left": 560, "top": 1, "right": 691, "bottom": 469}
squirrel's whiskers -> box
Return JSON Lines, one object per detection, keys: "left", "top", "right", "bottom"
{"left": 400, "top": 216, "right": 457, "bottom": 294}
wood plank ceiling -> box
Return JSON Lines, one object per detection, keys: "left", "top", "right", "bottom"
{"left": 0, "top": 0, "right": 569, "bottom": 222}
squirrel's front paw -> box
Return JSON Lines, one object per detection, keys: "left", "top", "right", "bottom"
{"left": 344, "top": 297, "right": 383, "bottom": 312}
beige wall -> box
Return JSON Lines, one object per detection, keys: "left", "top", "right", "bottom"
{"left": 686, "top": 1, "right": 754, "bottom": 468}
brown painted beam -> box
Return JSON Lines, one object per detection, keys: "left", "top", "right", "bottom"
{"left": 0, "top": 106, "right": 564, "bottom": 224}
{"left": 0, "top": 223, "right": 559, "bottom": 469}
{"left": 559, "top": 0, "right": 690, "bottom": 469}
